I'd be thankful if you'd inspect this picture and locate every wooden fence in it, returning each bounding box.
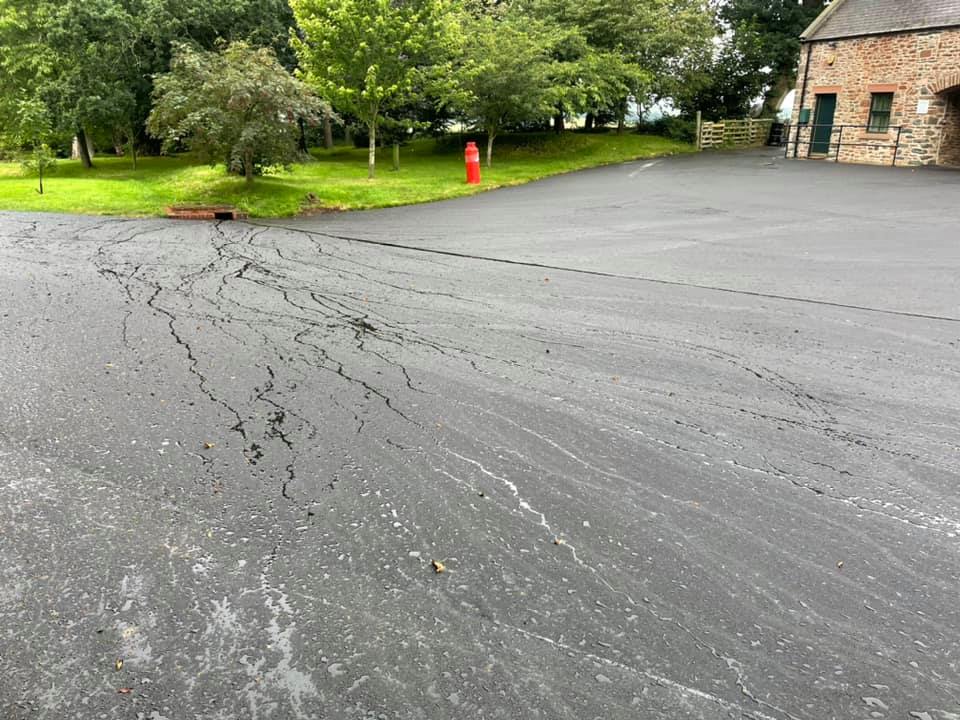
[697,117,774,150]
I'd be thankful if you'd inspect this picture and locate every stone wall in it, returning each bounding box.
[790,28,960,167]
[938,92,960,165]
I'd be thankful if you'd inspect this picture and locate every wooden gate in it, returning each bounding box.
[698,119,774,150]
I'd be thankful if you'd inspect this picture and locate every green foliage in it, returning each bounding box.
[1,0,717,202]
[147,42,329,183]
[520,0,713,125]
[21,144,57,195]
[580,0,713,99]
[455,14,556,165]
[291,0,460,178]
[0,0,299,162]
[5,97,52,146]
[0,134,693,216]
[641,116,697,144]
[694,0,827,116]
[674,36,769,120]
[2,96,66,196]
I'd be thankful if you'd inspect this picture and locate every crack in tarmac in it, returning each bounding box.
[2,213,959,719]
[253,221,960,324]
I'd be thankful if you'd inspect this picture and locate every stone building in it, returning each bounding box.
[789,0,960,167]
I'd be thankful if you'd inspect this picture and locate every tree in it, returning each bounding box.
[523,0,713,131]
[456,14,555,166]
[0,0,134,168]
[147,42,329,183]
[291,0,459,179]
[6,98,57,194]
[717,0,826,113]
[22,145,57,195]
[544,26,643,133]
[674,37,768,120]
[0,0,299,165]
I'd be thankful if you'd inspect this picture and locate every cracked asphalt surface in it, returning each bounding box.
[1,150,959,719]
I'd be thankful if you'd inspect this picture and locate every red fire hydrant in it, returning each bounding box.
[465,141,481,185]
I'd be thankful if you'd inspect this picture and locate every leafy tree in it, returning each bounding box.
[717,0,826,113]
[5,98,58,194]
[22,145,57,195]
[546,27,643,132]
[0,0,135,167]
[128,0,299,155]
[291,0,460,178]
[147,42,329,183]
[0,0,299,166]
[673,30,768,119]
[524,0,713,131]
[456,14,555,166]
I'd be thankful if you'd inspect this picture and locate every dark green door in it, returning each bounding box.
[811,94,837,155]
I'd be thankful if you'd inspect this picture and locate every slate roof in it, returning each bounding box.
[803,0,960,41]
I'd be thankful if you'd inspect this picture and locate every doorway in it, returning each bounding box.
[937,91,960,167]
[811,94,837,155]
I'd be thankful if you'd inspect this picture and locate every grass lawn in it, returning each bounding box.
[0,132,693,218]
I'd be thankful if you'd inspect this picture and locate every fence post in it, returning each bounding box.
[695,110,702,150]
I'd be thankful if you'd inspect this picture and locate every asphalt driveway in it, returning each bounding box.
[1,150,958,720]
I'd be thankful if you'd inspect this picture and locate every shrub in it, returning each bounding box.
[641,116,697,144]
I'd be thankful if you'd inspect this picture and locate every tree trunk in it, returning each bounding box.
[244,150,254,184]
[763,74,795,116]
[392,142,400,171]
[76,127,94,168]
[367,121,376,179]
[129,129,137,171]
[617,97,629,135]
[324,112,334,149]
[584,112,595,131]
[298,117,309,154]
[344,125,352,146]
[38,164,43,195]
[486,132,494,168]
[553,112,565,134]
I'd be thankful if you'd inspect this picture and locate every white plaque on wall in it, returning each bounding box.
[917,99,930,115]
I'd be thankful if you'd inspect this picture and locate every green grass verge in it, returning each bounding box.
[0,132,693,218]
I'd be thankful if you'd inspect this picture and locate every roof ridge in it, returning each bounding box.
[803,0,960,42]
[801,0,852,41]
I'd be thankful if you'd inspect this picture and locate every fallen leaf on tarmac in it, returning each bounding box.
[115,658,123,671]
[203,442,215,450]
[553,537,566,545]
[432,560,445,574]
[837,560,844,569]
[117,688,133,695]
[543,278,550,283]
